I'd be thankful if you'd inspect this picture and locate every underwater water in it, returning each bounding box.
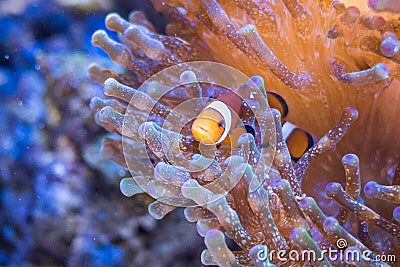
[2,0,400,266]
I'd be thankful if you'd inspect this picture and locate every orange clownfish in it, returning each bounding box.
[191,91,242,145]
[191,90,315,161]
[281,122,315,162]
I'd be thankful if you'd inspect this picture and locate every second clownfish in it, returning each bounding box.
[191,90,315,162]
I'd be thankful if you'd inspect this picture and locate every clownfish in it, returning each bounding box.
[191,90,315,161]
[191,91,243,144]
[281,122,315,161]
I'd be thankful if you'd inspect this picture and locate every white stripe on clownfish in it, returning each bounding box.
[282,122,298,140]
[206,100,233,144]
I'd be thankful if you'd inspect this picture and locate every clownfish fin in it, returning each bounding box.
[282,122,314,162]
[267,91,289,120]
[244,124,256,137]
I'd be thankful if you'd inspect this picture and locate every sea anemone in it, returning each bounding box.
[90,0,400,265]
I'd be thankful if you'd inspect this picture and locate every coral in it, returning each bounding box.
[90,0,400,266]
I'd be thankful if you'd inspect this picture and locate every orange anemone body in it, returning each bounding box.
[149,0,400,212]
